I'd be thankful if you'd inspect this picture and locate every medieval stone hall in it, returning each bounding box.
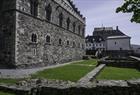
[0,0,86,68]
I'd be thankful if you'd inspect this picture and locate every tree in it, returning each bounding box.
[116,0,140,23]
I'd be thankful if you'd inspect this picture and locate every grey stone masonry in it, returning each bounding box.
[0,0,86,68]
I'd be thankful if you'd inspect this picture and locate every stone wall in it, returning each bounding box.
[0,0,16,68]
[0,0,86,68]
[1,79,140,95]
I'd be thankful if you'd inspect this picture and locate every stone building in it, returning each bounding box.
[0,0,86,68]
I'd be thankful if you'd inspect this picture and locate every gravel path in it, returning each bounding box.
[0,60,83,79]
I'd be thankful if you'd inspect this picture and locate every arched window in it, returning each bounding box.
[59,39,62,45]
[46,4,52,21]
[31,34,37,42]
[78,25,81,35]
[73,22,76,33]
[59,13,63,27]
[46,35,51,43]
[66,17,70,30]
[30,0,38,16]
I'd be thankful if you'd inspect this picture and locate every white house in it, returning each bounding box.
[106,36,131,50]
[86,26,131,52]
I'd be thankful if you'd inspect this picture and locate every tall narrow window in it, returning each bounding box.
[82,28,85,37]
[66,17,70,30]
[73,22,76,33]
[78,25,81,35]
[46,35,51,43]
[30,0,38,17]
[59,13,63,27]
[67,40,70,46]
[73,42,76,48]
[59,39,62,45]
[46,4,52,21]
[31,34,37,42]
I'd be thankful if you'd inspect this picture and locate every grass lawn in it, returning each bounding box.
[32,59,97,82]
[0,78,27,85]
[0,91,15,95]
[97,67,140,80]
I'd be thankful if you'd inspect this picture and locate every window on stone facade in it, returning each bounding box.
[78,25,81,35]
[30,0,38,17]
[73,42,76,48]
[33,48,37,56]
[59,39,62,45]
[66,17,70,30]
[59,13,63,27]
[31,34,37,42]
[46,4,52,21]
[66,40,70,46]
[73,22,76,33]
[82,28,85,37]
[115,42,117,45]
[46,35,51,43]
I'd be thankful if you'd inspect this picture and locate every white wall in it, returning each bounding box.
[107,38,130,50]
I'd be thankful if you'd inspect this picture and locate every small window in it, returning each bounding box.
[46,35,51,43]
[66,17,70,30]
[73,22,76,32]
[73,42,76,48]
[67,40,70,46]
[30,0,38,17]
[46,4,52,21]
[78,25,81,34]
[31,34,37,42]
[59,13,63,27]
[33,48,37,55]
[59,39,62,45]
[115,42,117,45]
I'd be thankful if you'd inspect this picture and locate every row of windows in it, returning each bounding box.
[31,34,84,48]
[29,0,85,36]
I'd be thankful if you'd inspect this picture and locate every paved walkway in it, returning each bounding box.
[0,60,83,79]
[130,56,140,61]
[78,64,106,83]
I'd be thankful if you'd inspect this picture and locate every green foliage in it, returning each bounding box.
[32,59,97,82]
[0,91,15,95]
[97,67,140,80]
[116,0,140,23]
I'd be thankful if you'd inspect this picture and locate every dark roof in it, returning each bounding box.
[86,35,104,43]
[93,28,125,40]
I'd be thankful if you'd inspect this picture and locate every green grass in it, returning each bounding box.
[0,91,15,95]
[97,67,140,80]
[0,78,26,85]
[0,59,97,83]
[32,59,97,81]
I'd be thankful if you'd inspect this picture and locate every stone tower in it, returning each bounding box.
[0,0,86,68]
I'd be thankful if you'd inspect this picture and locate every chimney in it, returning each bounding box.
[116,26,119,30]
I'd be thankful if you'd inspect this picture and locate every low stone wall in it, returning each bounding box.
[98,56,140,70]
[0,79,140,95]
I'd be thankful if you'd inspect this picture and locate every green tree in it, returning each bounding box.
[116,0,140,23]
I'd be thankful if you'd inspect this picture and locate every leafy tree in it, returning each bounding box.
[116,0,140,23]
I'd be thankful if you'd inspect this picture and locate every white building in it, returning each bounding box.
[107,36,131,50]
[86,26,131,51]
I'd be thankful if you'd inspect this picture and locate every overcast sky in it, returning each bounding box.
[73,0,140,45]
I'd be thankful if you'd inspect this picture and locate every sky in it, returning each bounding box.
[73,0,140,45]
